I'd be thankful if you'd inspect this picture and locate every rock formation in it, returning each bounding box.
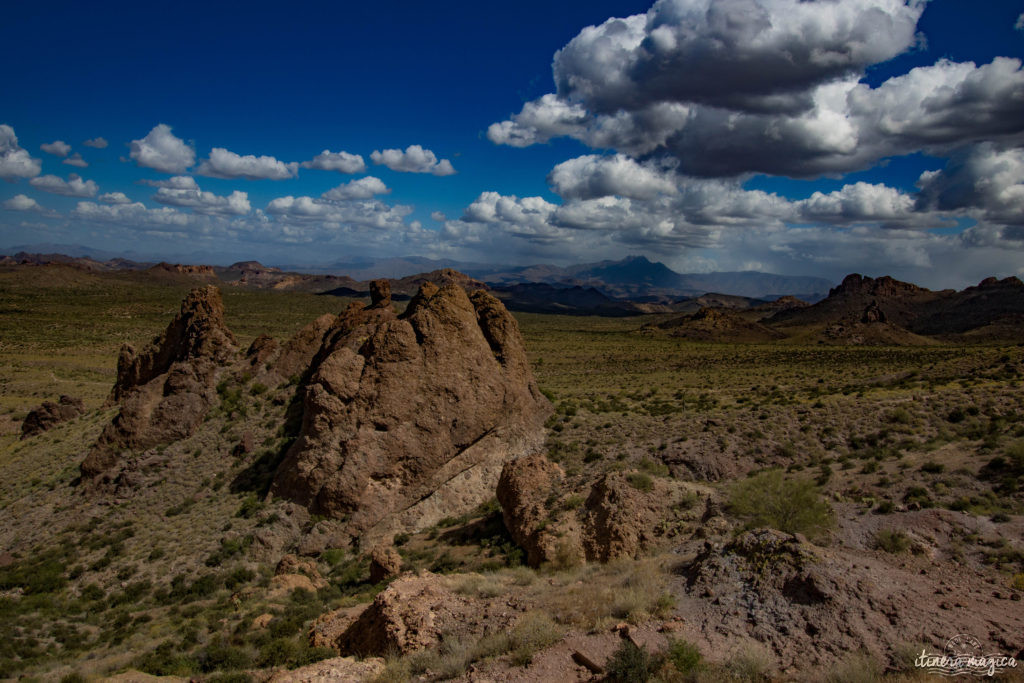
[498,456,707,566]
[20,395,84,439]
[269,282,550,544]
[80,286,237,480]
[496,453,568,567]
[332,572,472,656]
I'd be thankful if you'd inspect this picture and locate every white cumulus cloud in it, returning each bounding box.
[41,140,71,157]
[196,147,299,180]
[83,137,109,149]
[321,176,390,200]
[63,153,88,168]
[370,145,456,176]
[142,175,200,190]
[129,124,195,174]
[548,154,677,200]
[488,1,1024,179]
[302,150,366,174]
[29,173,98,197]
[3,194,42,211]
[916,143,1024,225]
[98,191,132,204]
[152,181,251,216]
[0,124,42,180]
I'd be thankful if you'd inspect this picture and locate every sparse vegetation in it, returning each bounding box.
[728,469,834,540]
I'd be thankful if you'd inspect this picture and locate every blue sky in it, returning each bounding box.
[2,0,1023,287]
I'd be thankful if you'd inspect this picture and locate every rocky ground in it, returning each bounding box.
[0,269,1023,682]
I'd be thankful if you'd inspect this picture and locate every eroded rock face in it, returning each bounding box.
[81,286,237,480]
[269,283,550,543]
[20,395,84,439]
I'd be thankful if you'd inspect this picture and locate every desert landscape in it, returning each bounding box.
[0,255,1022,681]
[3,0,1024,680]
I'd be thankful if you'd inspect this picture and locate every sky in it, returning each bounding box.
[1,0,1023,288]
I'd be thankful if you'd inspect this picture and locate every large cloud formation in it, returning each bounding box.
[465,0,1024,282]
[489,0,1024,178]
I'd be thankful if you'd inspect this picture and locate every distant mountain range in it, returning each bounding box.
[310,254,834,302]
[1,248,833,301]
[468,256,832,301]
[3,250,1023,339]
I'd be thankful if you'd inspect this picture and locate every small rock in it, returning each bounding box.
[252,613,274,629]
[369,545,402,583]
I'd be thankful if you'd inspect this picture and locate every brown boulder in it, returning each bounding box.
[582,472,668,562]
[334,572,471,656]
[269,282,550,543]
[81,286,237,480]
[369,545,403,583]
[861,300,887,324]
[496,453,570,567]
[20,395,84,439]
[275,553,327,588]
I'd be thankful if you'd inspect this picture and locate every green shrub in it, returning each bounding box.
[626,472,654,492]
[508,612,564,666]
[874,529,911,554]
[605,640,660,682]
[136,640,199,676]
[728,470,834,540]
[200,640,254,672]
[665,638,703,675]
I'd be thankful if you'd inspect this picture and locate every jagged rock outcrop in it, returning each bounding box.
[269,281,550,543]
[20,395,85,439]
[81,286,237,480]
[245,334,279,366]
